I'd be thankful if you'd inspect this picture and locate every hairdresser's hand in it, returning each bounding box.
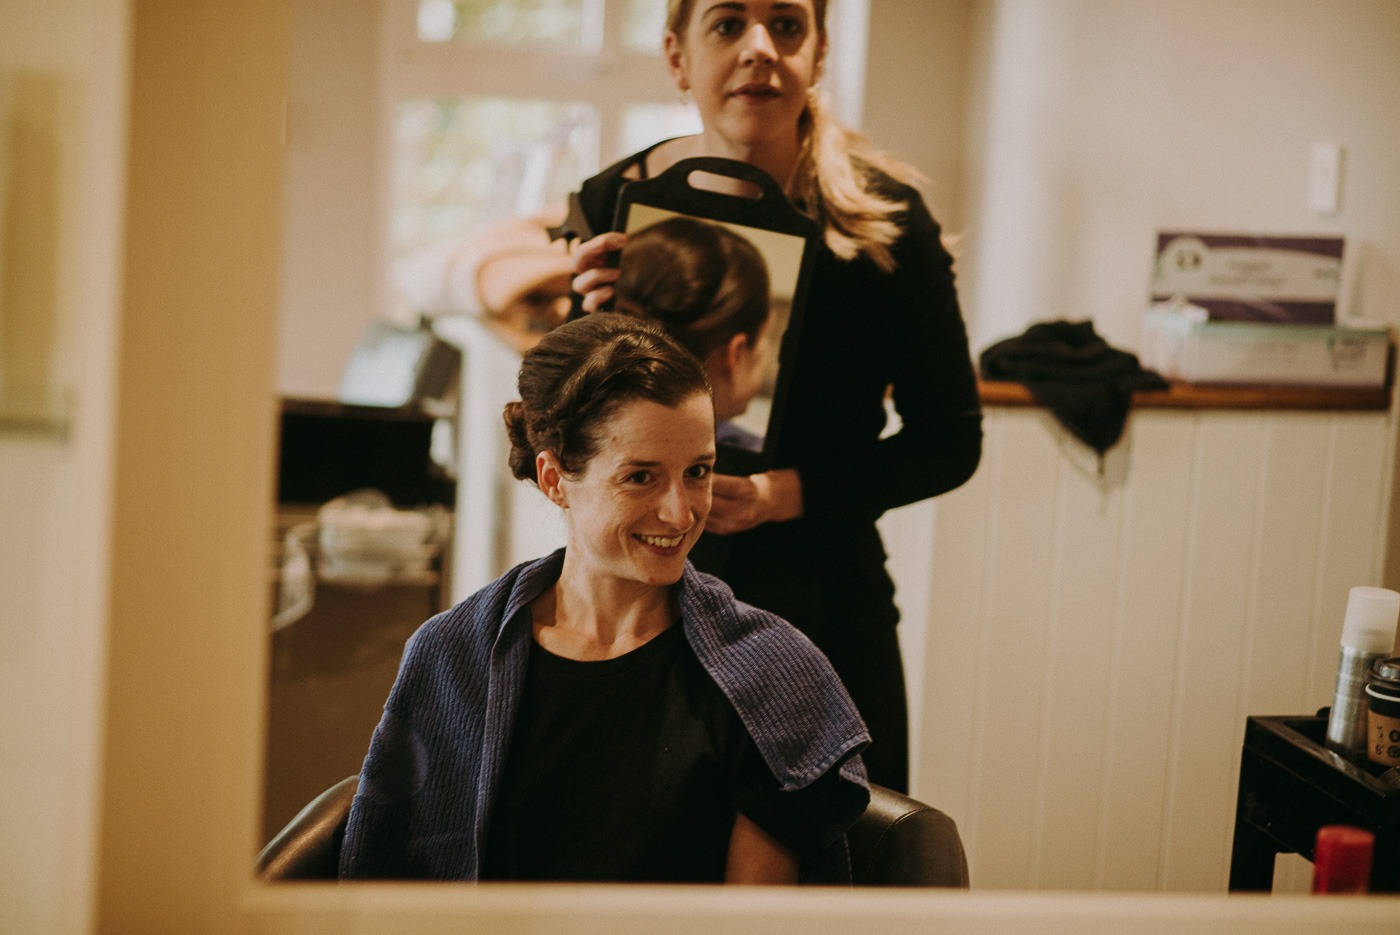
[571,232,628,313]
[706,469,803,536]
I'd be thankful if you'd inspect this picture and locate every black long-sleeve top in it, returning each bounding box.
[576,150,983,531]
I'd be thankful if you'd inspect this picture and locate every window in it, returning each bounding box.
[381,0,865,301]
[383,0,700,270]
[416,0,590,46]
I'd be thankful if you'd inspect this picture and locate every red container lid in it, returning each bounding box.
[1312,825,1375,894]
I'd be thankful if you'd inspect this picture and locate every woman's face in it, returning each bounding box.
[547,393,716,589]
[666,0,825,153]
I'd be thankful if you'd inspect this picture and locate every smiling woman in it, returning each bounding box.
[338,315,872,884]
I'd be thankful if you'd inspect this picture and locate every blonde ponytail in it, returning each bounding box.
[788,91,922,273]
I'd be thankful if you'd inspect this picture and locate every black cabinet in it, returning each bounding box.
[1231,715,1400,892]
[262,397,455,845]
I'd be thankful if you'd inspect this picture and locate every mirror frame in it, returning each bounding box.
[94,2,1400,931]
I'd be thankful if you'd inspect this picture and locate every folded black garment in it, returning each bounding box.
[979,320,1168,456]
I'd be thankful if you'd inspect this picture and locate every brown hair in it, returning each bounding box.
[614,216,771,361]
[665,0,920,272]
[502,314,711,482]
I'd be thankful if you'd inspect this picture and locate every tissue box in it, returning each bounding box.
[1143,304,1391,388]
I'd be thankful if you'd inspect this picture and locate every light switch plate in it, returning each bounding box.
[1309,142,1343,215]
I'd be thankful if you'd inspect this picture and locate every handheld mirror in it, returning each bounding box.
[610,156,821,478]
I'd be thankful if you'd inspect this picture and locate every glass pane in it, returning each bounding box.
[391,98,598,261]
[622,0,668,52]
[417,0,587,45]
[617,102,703,160]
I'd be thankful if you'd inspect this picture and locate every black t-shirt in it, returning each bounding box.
[479,624,830,883]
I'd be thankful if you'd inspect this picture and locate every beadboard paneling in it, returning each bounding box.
[1160,413,1265,891]
[966,412,1065,887]
[1094,415,1196,889]
[913,405,1393,892]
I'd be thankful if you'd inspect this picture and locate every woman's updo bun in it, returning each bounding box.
[503,314,712,484]
[613,216,770,362]
[502,399,535,481]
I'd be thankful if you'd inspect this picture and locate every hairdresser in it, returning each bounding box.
[569,0,982,793]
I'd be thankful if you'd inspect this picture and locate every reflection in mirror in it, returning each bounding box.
[266,0,1400,904]
[618,206,804,463]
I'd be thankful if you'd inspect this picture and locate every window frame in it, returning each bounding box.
[374,0,866,302]
[378,0,682,197]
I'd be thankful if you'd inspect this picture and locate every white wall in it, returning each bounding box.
[2,437,79,933]
[958,0,1400,355]
[276,0,380,398]
[863,0,974,232]
[0,1,126,934]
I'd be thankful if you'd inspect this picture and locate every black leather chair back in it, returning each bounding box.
[256,775,358,881]
[845,783,969,886]
[257,777,969,887]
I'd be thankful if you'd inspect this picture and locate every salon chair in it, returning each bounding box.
[257,775,358,881]
[256,776,969,887]
[846,783,970,887]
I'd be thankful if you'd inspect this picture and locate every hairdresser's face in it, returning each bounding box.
[666,1,824,154]
[550,394,715,589]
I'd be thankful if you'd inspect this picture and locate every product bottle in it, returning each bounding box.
[1366,656,1400,767]
[1326,586,1400,755]
[1312,825,1374,894]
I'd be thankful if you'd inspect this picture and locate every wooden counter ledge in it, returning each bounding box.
[978,379,1392,412]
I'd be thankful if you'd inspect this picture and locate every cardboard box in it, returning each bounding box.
[1143,303,1390,388]
[1151,232,1344,324]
